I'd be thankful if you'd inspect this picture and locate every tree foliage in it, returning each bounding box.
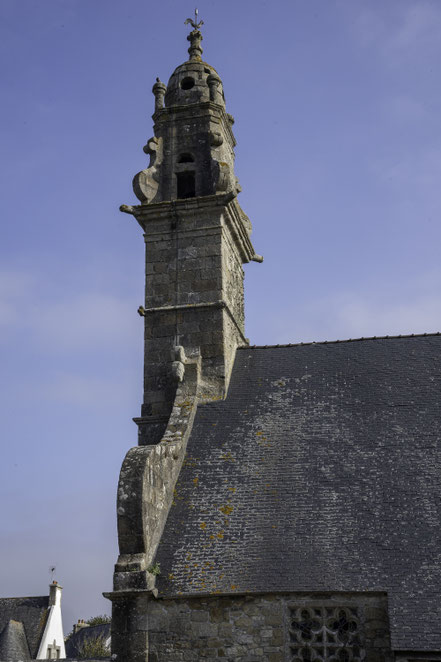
[85,615,111,626]
[77,636,110,659]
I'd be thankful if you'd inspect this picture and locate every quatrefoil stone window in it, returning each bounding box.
[289,606,365,661]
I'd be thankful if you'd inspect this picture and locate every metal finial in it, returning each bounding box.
[185,8,204,61]
[184,8,204,30]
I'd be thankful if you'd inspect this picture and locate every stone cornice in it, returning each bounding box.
[122,193,257,264]
[129,190,235,220]
[140,300,248,345]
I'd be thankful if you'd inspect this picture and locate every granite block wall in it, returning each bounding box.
[133,196,252,445]
[146,592,392,662]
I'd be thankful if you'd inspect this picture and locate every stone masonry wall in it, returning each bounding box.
[154,100,235,202]
[221,221,245,335]
[146,592,392,662]
[141,205,225,426]
[133,195,252,445]
[221,311,243,395]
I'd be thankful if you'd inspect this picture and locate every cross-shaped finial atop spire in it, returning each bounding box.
[185,8,204,30]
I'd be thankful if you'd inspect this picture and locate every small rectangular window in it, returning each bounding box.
[176,171,195,199]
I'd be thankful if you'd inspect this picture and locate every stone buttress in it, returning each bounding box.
[105,19,261,662]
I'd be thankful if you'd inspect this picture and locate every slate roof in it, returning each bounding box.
[65,623,111,659]
[0,620,30,661]
[0,596,49,659]
[155,334,441,652]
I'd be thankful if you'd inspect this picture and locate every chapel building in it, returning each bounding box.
[105,18,441,662]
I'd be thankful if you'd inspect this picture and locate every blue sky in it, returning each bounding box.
[1,0,440,632]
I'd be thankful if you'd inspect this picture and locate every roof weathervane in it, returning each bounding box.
[185,8,204,30]
[185,8,204,61]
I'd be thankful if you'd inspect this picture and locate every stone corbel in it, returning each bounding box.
[171,345,187,383]
[209,131,223,147]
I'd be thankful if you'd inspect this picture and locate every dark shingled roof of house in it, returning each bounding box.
[0,596,49,660]
[65,622,111,659]
[0,620,30,661]
[155,334,441,652]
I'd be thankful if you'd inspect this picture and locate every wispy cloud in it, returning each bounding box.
[387,2,441,53]
[346,1,441,63]
[0,270,34,327]
[328,293,441,340]
[40,371,135,408]
[381,94,428,125]
[262,269,441,344]
[271,270,441,344]
[30,292,138,352]
[0,269,139,352]
[371,146,441,211]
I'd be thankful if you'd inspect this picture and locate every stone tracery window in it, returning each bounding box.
[289,606,364,662]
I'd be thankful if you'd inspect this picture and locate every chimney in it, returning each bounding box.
[48,580,62,607]
[73,619,90,635]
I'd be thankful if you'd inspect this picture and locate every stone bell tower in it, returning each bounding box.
[121,16,261,446]
[107,18,261,662]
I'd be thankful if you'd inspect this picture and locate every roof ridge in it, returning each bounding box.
[240,331,441,350]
